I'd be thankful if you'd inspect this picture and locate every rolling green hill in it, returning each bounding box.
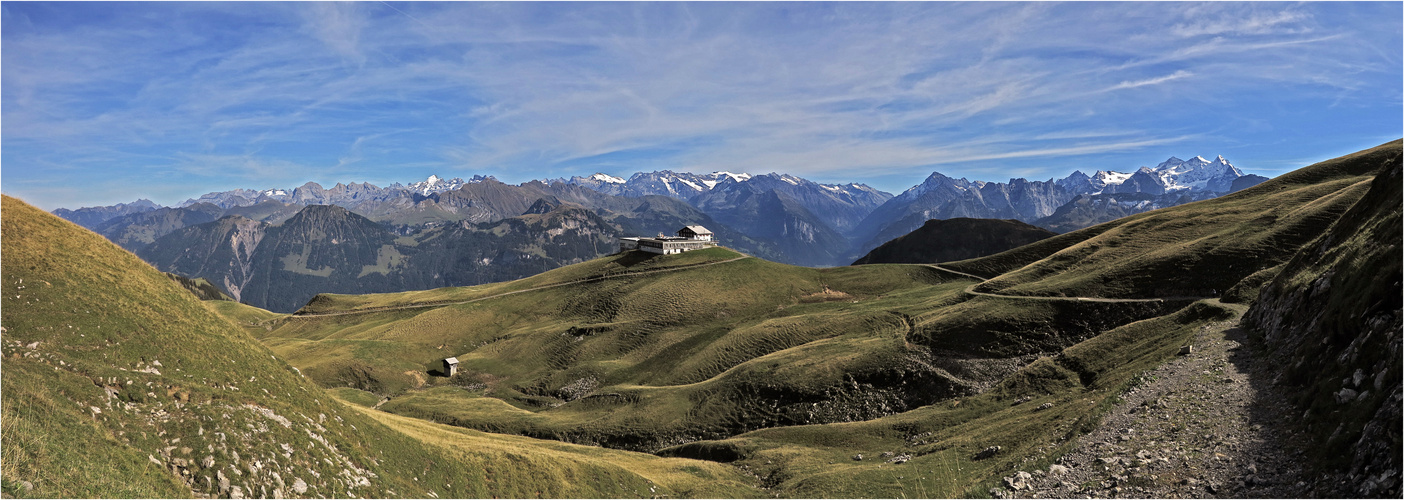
[0,195,761,498]
[246,141,1400,497]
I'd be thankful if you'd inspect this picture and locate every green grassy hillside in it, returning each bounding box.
[243,142,1401,497]
[942,140,1399,299]
[260,238,1184,454]
[0,195,761,498]
[683,300,1242,498]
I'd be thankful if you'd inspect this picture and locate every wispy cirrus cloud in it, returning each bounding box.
[1106,70,1195,92]
[1,2,1399,209]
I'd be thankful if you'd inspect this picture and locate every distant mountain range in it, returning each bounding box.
[54,155,1267,311]
[851,155,1267,256]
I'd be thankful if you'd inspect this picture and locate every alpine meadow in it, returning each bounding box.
[3,2,1401,499]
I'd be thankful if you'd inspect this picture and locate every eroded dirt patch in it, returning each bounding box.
[999,318,1311,498]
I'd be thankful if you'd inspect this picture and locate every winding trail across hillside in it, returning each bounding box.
[287,255,753,319]
[926,265,1211,304]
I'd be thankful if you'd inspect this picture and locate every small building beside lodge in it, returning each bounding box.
[619,226,717,255]
[442,357,459,377]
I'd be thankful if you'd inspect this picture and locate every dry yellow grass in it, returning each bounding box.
[343,402,762,498]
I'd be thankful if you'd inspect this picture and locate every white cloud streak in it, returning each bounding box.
[1107,70,1194,91]
[2,2,1400,208]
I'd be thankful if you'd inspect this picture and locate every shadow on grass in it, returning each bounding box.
[612,251,663,268]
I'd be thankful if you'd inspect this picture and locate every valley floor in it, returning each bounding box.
[1001,304,1314,498]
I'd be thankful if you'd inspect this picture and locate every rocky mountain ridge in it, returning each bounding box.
[56,155,1268,274]
[853,155,1267,255]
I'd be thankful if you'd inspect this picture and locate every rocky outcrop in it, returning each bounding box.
[1241,142,1401,498]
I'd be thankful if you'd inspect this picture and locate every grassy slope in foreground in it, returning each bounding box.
[0,195,760,498]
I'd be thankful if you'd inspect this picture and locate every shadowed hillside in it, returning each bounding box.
[1241,146,1402,497]
[853,218,1057,265]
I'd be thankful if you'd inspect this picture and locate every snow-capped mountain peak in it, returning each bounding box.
[589,173,627,184]
[1078,155,1244,194]
[713,171,752,182]
[407,175,467,196]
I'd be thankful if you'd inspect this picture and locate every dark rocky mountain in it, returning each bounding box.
[690,173,891,236]
[88,201,301,253]
[396,203,621,290]
[1033,192,1206,234]
[852,217,1057,265]
[51,198,159,230]
[1241,144,1401,497]
[855,154,1260,257]
[64,156,1268,274]
[698,189,850,267]
[223,205,404,312]
[178,175,484,209]
[851,173,1073,255]
[93,203,226,251]
[1230,174,1271,192]
[140,215,268,301]
[566,171,747,200]
[140,201,681,312]
[141,205,408,312]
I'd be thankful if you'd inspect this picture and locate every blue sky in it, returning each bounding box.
[3,2,1400,210]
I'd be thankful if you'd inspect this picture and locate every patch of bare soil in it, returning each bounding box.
[800,286,854,303]
[998,317,1312,498]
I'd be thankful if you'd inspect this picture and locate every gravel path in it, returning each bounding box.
[998,311,1313,498]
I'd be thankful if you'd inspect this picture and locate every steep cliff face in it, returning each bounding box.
[1241,141,1401,497]
[139,215,268,302]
